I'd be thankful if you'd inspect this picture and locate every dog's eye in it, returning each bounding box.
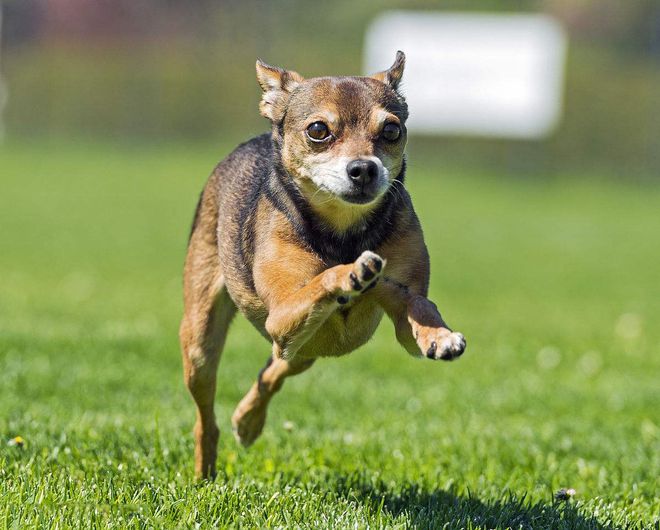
[381,122,401,141]
[306,121,331,142]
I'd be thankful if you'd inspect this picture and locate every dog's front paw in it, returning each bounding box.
[418,328,466,361]
[336,251,385,304]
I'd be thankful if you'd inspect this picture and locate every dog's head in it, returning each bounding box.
[256,52,408,230]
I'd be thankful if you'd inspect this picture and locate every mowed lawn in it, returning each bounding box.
[0,140,658,529]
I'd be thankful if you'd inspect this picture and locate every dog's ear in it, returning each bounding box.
[256,59,304,122]
[371,50,405,91]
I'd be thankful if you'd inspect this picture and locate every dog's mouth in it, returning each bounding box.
[338,189,381,205]
[328,175,386,206]
[311,180,384,206]
[297,177,388,232]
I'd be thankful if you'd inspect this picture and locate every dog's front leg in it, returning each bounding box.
[257,249,385,359]
[379,279,466,360]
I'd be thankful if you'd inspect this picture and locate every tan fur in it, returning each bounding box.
[180,52,466,479]
[231,356,315,447]
[180,184,236,478]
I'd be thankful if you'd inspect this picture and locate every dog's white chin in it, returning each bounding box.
[293,154,392,231]
[299,185,385,232]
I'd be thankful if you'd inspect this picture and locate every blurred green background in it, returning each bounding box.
[0,1,659,528]
[2,0,660,178]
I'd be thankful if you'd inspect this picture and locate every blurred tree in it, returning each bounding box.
[1,0,658,178]
[548,0,660,54]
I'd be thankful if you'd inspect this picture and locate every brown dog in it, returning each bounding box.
[180,51,466,479]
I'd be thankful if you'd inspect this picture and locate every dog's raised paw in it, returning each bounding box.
[424,331,466,361]
[331,251,385,304]
[348,251,385,293]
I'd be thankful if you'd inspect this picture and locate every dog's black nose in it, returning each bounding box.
[346,159,378,186]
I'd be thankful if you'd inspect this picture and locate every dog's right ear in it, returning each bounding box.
[256,60,304,122]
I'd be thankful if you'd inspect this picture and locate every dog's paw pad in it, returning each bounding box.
[434,332,466,360]
[360,262,376,282]
[349,272,362,291]
[350,251,385,294]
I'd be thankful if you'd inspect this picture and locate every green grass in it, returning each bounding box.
[0,139,658,529]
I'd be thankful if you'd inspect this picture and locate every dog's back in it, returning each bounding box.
[188,133,274,333]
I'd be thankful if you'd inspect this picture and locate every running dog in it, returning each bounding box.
[180,51,466,478]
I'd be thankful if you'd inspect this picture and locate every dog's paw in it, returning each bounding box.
[231,401,267,448]
[336,251,385,304]
[418,329,466,361]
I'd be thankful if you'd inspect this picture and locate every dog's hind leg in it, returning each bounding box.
[231,355,314,447]
[180,192,236,479]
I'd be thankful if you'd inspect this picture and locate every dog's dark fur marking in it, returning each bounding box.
[256,355,275,395]
[383,276,410,294]
[339,306,351,322]
[188,191,205,243]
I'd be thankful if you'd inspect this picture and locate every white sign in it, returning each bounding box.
[365,12,567,139]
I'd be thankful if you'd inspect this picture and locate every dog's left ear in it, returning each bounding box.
[371,50,405,91]
[256,59,304,122]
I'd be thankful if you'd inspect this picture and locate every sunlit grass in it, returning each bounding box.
[0,140,658,528]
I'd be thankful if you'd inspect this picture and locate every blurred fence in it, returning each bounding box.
[2,0,659,179]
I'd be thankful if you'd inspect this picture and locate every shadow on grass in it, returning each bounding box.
[335,477,615,530]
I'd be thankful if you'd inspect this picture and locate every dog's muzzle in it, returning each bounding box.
[342,159,382,204]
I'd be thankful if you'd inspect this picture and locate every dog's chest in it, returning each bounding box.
[299,296,384,358]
